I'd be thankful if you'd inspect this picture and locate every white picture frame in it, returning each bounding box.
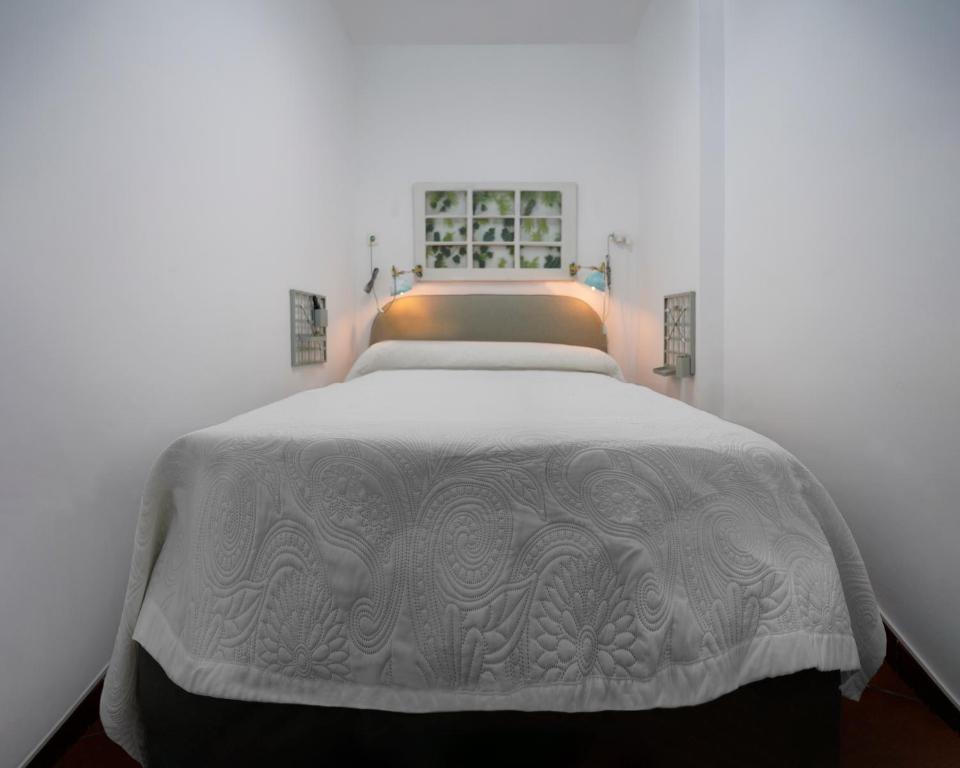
[413,182,578,282]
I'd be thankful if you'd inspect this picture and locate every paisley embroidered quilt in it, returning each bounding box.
[102,342,884,762]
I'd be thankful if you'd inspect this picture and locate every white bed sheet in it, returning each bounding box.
[102,342,884,763]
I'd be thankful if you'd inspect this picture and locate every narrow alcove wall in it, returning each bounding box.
[0,2,358,764]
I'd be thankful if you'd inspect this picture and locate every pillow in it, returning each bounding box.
[346,340,624,381]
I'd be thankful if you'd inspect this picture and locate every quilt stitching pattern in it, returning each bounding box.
[101,395,883,763]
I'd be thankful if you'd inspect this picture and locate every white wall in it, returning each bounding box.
[630,0,726,415]
[696,0,725,417]
[0,1,356,764]
[725,0,960,705]
[352,44,641,380]
[631,0,704,405]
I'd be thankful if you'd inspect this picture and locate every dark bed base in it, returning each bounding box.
[137,646,840,768]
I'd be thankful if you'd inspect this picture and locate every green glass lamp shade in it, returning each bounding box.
[585,269,607,292]
[392,274,414,296]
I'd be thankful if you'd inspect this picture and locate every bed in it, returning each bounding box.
[101,294,885,767]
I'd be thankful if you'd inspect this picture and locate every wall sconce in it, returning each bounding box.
[569,232,626,337]
[569,232,627,292]
[391,264,423,296]
[569,258,610,293]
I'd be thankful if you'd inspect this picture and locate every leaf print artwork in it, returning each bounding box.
[426,218,467,243]
[520,246,562,269]
[473,218,515,243]
[427,246,467,268]
[473,191,515,216]
[473,245,514,269]
[520,191,562,217]
[426,190,466,215]
[520,218,561,243]
[416,185,574,278]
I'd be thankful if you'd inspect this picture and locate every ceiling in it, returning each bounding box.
[330,0,651,45]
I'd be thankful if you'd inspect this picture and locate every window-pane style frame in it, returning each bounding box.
[414,182,577,281]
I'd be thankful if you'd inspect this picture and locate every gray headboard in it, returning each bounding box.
[369,294,607,352]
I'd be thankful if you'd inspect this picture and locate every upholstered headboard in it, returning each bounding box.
[369,294,607,352]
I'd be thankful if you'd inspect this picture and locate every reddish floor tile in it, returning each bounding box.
[869,663,923,701]
[53,732,139,768]
[841,665,960,767]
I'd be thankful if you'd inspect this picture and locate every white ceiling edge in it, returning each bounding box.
[330,0,652,45]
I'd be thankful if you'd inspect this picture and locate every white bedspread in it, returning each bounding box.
[102,342,884,762]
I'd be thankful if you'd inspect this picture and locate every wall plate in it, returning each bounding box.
[289,290,327,366]
[658,291,695,377]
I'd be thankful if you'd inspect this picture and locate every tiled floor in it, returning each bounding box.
[839,663,960,767]
[54,662,959,767]
[52,718,137,768]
